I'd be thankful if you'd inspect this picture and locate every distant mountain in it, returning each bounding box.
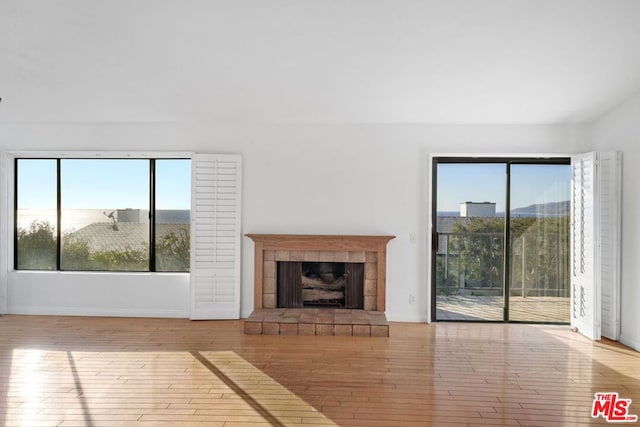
[437,201,570,218]
[510,200,570,217]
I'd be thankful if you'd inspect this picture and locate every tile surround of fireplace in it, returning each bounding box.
[246,234,395,311]
[245,234,395,336]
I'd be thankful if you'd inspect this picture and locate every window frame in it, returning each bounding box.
[430,155,572,323]
[14,154,192,273]
[13,158,59,271]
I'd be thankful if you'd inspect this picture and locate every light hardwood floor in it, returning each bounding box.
[0,315,638,426]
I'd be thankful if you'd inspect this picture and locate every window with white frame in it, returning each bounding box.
[15,158,191,272]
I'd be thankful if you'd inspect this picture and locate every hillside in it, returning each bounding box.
[511,200,570,217]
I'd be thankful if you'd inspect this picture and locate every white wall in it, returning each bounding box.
[0,122,582,321]
[591,92,640,351]
[8,272,190,317]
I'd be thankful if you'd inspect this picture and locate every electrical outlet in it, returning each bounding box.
[410,233,416,244]
[409,294,416,305]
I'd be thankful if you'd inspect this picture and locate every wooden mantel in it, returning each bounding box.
[246,234,395,312]
[245,234,395,251]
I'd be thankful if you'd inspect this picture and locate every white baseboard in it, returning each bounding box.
[619,334,640,352]
[8,306,189,318]
[385,312,430,323]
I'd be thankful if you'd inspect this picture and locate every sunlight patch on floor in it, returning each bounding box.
[5,348,337,426]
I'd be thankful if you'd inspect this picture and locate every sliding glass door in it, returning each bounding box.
[433,162,506,321]
[432,158,571,323]
[508,164,571,322]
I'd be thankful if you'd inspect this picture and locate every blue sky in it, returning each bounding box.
[437,163,571,212]
[17,159,191,210]
[18,159,569,213]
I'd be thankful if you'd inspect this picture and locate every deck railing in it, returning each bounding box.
[436,231,569,297]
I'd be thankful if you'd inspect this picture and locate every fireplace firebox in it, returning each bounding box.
[277,261,364,309]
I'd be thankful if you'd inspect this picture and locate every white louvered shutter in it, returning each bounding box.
[190,154,242,320]
[570,152,600,341]
[598,152,621,340]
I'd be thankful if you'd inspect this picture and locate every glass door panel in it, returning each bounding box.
[435,163,506,321]
[508,164,571,322]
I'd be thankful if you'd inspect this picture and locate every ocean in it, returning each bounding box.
[17,209,190,232]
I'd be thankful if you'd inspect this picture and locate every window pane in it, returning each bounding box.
[509,164,571,322]
[60,159,150,271]
[155,159,191,272]
[435,163,506,321]
[16,159,58,270]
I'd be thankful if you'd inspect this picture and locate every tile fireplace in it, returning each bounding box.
[245,234,395,336]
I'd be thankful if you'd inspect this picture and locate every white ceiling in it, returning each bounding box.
[2,0,640,124]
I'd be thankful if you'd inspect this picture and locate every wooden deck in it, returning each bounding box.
[1,315,638,426]
[436,295,570,322]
